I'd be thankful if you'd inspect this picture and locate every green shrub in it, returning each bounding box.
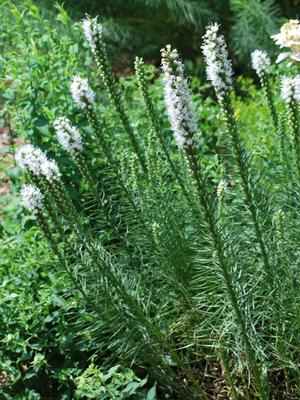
[0,209,81,399]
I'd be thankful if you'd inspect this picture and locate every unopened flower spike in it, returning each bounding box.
[251,50,271,77]
[21,184,44,215]
[201,23,233,99]
[217,180,226,199]
[54,117,83,157]
[70,76,95,109]
[161,44,197,150]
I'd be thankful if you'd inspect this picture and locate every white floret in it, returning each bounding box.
[21,184,44,214]
[251,50,271,76]
[70,76,95,109]
[54,116,83,157]
[161,45,197,149]
[201,23,233,98]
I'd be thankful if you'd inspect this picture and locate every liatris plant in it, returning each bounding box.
[202,24,274,287]
[82,15,147,173]
[14,16,300,400]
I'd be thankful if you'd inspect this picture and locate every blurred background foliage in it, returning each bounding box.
[3,0,299,72]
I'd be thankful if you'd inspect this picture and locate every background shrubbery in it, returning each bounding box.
[2,0,300,75]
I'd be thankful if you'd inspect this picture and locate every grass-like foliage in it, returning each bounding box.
[9,13,300,400]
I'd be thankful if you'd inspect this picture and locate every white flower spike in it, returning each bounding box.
[15,144,47,175]
[54,117,83,157]
[15,144,61,182]
[82,16,103,53]
[251,50,271,77]
[201,23,233,98]
[161,45,197,149]
[21,184,44,215]
[281,75,300,103]
[70,76,95,109]
[40,159,61,182]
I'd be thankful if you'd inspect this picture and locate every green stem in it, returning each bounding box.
[219,347,239,400]
[135,57,194,207]
[36,212,87,300]
[93,42,147,174]
[187,148,268,399]
[74,152,123,239]
[287,101,300,184]
[220,97,273,285]
[85,242,208,399]
[260,74,278,130]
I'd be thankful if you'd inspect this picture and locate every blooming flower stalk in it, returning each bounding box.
[82,15,146,173]
[15,144,47,175]
[16,143,77,222]
[82,16,115,98]
[15,144,61,183]
[69,76,109,160]
[70,76,95,110]
[53,116,119,232]
[82,16,103,53]
[281,76,300,104]
[202,23,273,296]
[201,23,233,99]
[54,117,83,157]
[160,39,267,396]
[161,45,197,150]
[135,56,193,205]
[21,184,44,215]
[251,50,271,77]
[251,50,277,129]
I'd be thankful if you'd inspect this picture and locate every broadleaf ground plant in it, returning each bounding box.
[5,9,300,400]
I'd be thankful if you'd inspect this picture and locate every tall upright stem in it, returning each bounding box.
[260,74,278,130]
[186,148,268,399]
[287,101,300,183]
[220,97,273,285]
[93,41,147,173]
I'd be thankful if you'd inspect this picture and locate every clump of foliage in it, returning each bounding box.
[5,5,300,398]
[0,192,82,399]
[74,361,157,399]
